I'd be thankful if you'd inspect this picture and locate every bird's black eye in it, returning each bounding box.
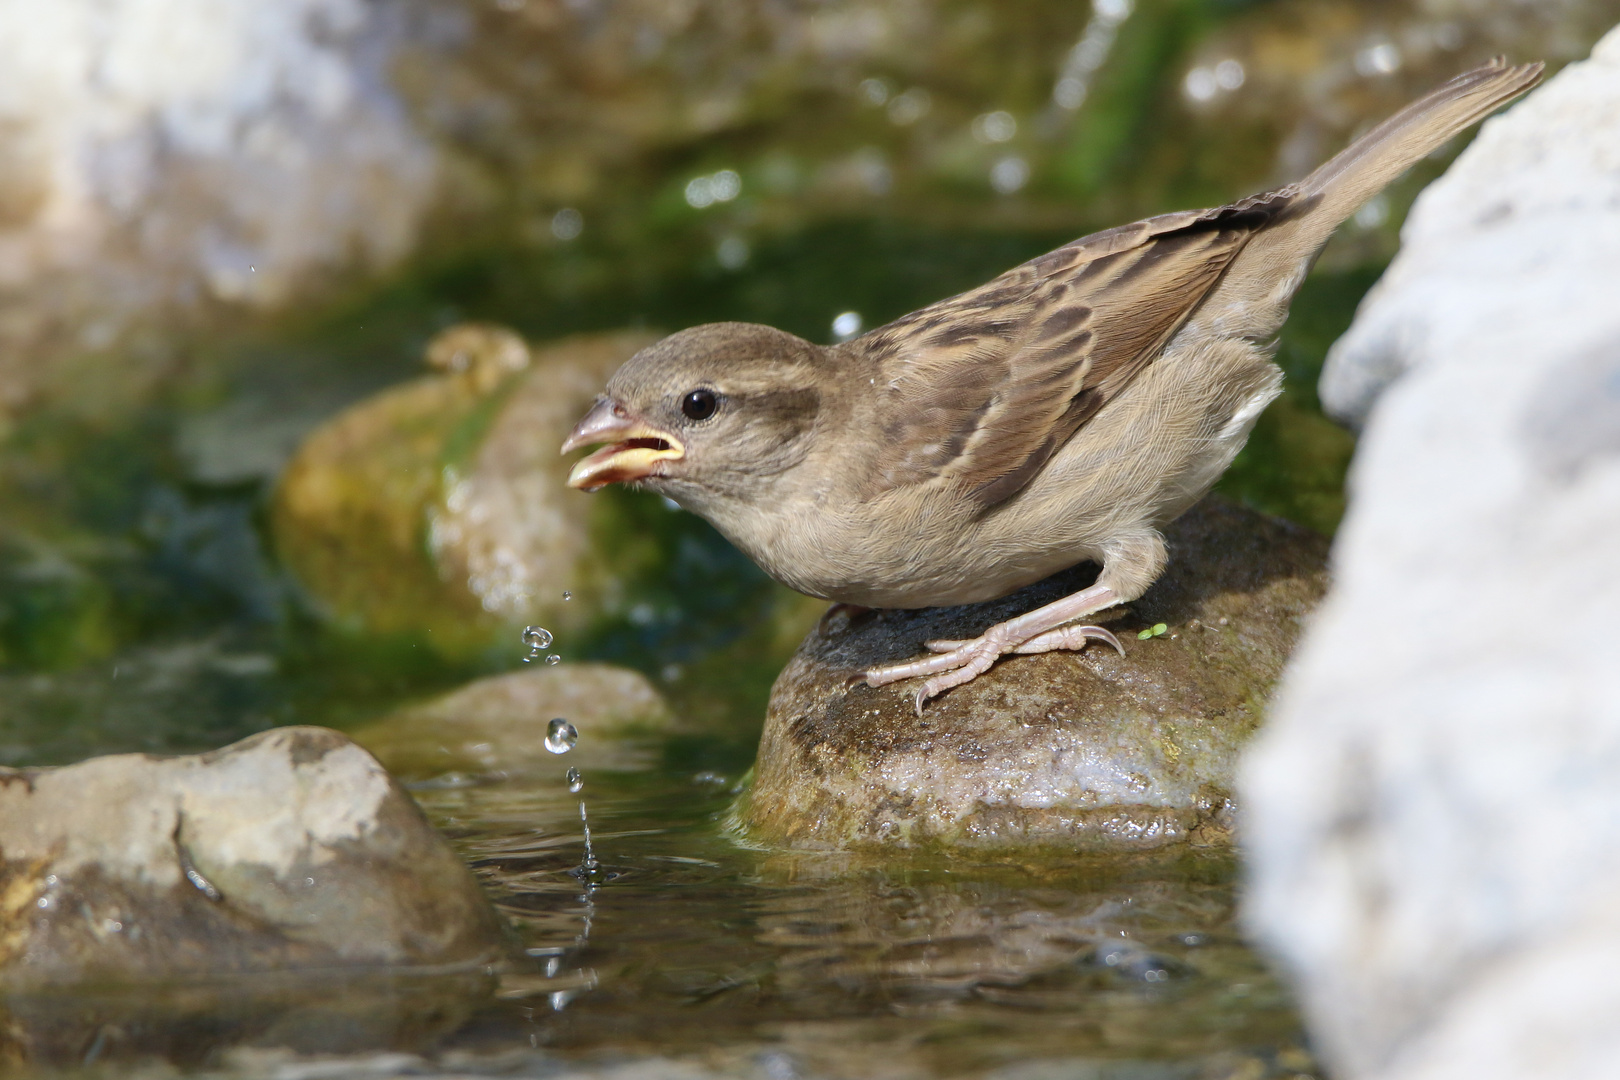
[681,388,718,421]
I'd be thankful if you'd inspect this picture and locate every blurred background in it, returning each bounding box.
[0,0,1614,766]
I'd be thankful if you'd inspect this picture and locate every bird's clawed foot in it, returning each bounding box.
[862,622,1125,715]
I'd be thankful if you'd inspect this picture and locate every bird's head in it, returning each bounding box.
[562,323,828,509]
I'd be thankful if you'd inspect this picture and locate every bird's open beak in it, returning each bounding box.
[562,397,685,491]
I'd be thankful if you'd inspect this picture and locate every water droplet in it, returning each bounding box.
[522,625,553,661]
[566,767,583,793]
[545,718,578,754]
[562,590,572,600]
[546,653,561,666]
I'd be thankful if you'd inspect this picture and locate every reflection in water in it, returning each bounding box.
[422,769,1312,1079]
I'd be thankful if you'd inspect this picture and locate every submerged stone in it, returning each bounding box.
[352,663,674,781]
[0,727,506,988]
[739,496,1327,850]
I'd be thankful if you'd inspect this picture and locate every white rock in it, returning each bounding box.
[0,0,436,389]
[1321,32,1620,427]
[1242,27,1620,1080]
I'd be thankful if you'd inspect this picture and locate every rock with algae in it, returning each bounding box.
[739,496,1327,850]
[271,324,657,648]
[0,727,505,988]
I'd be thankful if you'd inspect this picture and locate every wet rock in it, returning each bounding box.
[423,328,658,623]
[739,496,1327,850]
[0,726,506,988]
[353,663,674,781]
[1243,31,1620,1080]
[271,325,656,647]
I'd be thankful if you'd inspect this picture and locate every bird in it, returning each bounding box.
[562,59,1542,712]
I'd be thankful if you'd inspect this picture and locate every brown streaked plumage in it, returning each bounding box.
[564,60,1543,711]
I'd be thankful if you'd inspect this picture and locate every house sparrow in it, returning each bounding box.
[564,59,1541,711]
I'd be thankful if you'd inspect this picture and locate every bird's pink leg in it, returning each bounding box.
[926,623,1125,656]
[861,582,1122,713]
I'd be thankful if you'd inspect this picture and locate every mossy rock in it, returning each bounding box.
[737,496,1328,851]
[271,325,657,652]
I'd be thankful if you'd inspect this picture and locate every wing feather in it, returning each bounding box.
[857,191,1294,509]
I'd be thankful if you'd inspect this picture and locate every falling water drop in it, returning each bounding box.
[545,718,578,754]
[521,625,553,662]
[562,590,572,601]
[566,767,583,793]
[546,653,561,666]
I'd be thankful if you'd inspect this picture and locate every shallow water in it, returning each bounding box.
[426,765,1313,1080]
[0,757,1312,1078]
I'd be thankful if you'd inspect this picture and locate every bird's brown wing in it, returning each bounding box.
[858,190,1296,509]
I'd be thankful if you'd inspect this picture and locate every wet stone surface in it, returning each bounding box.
[0,727,507,988]
[741,497,1328,850]
[352,662,675,781]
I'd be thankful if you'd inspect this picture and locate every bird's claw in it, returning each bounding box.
[863,621,1126,712]
[1071,624,1125,657]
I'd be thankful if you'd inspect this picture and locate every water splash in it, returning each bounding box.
[545,718,578,754]
[578,796,598,871]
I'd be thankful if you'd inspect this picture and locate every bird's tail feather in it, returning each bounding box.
[1295,57,1543,229]
[1202,57,1543,332]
